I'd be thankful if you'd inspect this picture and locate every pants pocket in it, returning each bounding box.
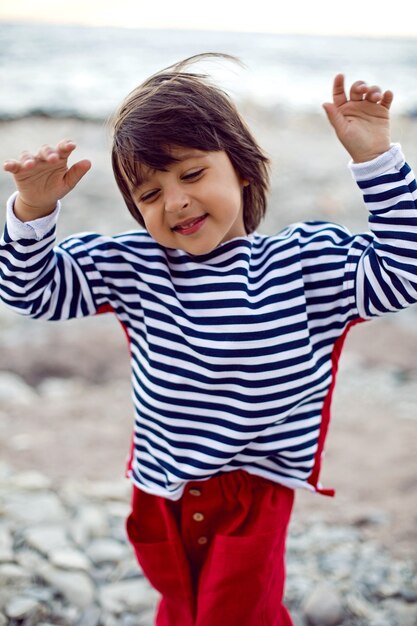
[126,512,183,596]
[196,529,291,626]
[126,512,195,626]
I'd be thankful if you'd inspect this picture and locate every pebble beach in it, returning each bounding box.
[0,111,416,625]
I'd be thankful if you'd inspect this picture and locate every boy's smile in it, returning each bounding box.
[130,147,247,255]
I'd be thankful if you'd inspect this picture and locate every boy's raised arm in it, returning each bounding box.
[323,74,393,163]
[3,140,91,222]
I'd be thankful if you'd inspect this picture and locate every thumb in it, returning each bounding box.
[64,159,92,191]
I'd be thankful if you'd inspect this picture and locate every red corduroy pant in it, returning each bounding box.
[126,470,294,626]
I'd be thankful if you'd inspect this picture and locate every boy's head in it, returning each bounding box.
[111,53,270,236]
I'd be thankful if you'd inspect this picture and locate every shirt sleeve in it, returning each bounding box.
[296,144,417,325]
[349,143,417,319]
[5,191,61,241]
[0,195,113,321]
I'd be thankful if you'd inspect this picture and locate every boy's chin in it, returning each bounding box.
[177,240,220,256]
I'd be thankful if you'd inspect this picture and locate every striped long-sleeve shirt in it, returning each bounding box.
[1,145,417,499]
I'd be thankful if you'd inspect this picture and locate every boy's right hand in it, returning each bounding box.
[3,140,91,222]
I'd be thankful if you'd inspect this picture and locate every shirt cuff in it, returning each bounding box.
[6,191,60,241]
[349,143,405,181]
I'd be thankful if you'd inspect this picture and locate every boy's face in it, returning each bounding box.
[129,147,247,255]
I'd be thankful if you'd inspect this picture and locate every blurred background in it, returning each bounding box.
[0,0,416,561]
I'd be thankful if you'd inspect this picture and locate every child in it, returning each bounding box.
[1,53,417,626]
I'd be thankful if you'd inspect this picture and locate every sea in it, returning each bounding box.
[0,21,416,121]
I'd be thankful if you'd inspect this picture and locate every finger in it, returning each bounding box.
[37,140,76,163]
[3,159,22,174]
[332,74,347,107]
[38,144,60,163]
[350,80,368,101]
[363,85,383,103]
[56,139,77,157]
[64,159,92,190]
[380,89,394,110]
[19,151,37,169]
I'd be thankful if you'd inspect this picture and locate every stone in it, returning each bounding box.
[24,525,70,555]
[352,509,390,528]
[79,480,130,501]
[10,471,52,491]
[368,618,392,626]
[112,557,143,582]
[0,462,12,480]
[76,605,102,626]
[38,377,85,399]
[86,538,128,564]
[389,601,417,626]
[0,563,31,586]
[15,549,46,573]
[101,614,118,626]
[24,586,55,603]
[5,596,42,620]
[0,526,13,563]
[0,372,38,405]
[401,587,417,602]
[105,500,131,520]
[50,547,91,571]
[345,590,375,619]
[99,580,158,614]
[70,504,110,546]
[4,492,67,525]
[303,583,344,626]
[121,613,144,626]
[59,604,82,624]
[289,611,305,626]
[35,561,95,608]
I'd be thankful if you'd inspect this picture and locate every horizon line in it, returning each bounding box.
[1,17,416,41]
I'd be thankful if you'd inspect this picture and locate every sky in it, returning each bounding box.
[0,0,416,37]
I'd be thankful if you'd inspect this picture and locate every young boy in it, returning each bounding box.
[1,54,416,626]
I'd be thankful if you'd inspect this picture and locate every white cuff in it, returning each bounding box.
[349,143,405,181]
[6,192,60,241]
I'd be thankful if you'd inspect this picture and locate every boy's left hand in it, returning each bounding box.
[323,74,393,163]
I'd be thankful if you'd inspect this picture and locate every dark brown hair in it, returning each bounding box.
[111,53,270,234]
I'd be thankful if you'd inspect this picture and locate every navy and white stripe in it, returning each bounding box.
[1,144,417,499]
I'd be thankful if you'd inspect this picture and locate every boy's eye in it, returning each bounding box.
[140,189,159,203]
[182,168,204,181]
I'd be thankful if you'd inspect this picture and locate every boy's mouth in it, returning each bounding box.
[172,214,208,235]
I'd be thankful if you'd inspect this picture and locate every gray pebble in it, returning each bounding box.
[86,538,128,564]
[0,372,38,405]
[303,583,344,626]
[0,563,31,586]
[24,525,70,555]
[8,470,52,491]
[4,492,66,525]
[50,547,91,571]
[5,596,41,619]
[0,526,13,563]
[70,504,110,546]
[76,604,102,626]
[99,580,158,614]
[36,561,95,608]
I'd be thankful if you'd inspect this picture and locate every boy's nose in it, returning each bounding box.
[164,187,190,213]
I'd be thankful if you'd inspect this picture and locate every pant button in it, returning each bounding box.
[197,536,208,545]
[192,512,204,522]
[189,488,202,496]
